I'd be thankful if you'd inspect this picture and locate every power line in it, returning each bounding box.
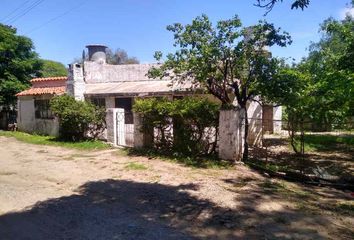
[6,0,45,25]
[0,0,31,22]
[26,0,87,34]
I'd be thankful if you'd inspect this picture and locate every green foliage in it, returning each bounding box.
[133,97,219,156]
[255,0,310,14]
[39,59,67,77]
[124,162,148,170]
[0,130,109,150]
[50,95,106,141]
[148,14,292,161]
[294,134,354,152]
[0,24,41,108]
[297,15,354,126]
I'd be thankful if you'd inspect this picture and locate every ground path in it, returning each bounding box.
[0,136,353,239]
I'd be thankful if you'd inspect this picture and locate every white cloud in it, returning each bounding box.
[340,7,354,19]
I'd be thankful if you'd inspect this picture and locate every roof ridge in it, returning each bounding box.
[30,76,67,82]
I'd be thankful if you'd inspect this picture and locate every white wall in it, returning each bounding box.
[17,96,60,136]
[247,100,263,146]
[273,106,282,134]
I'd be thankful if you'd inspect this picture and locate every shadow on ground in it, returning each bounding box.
[0,179,338,239]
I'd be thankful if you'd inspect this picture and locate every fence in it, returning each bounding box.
[243,118,354,183]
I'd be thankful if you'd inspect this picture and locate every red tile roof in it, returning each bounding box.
[30,76,67,83]
[16,86,66,96]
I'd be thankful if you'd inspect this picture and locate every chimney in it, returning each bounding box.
[86,44,108,64]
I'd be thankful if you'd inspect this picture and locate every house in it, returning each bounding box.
[16,45,192,137]
[67,44,192,112]
[16,44,281,148]
[16,76,66,136]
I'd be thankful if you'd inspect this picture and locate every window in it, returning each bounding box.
[35,100,54,119]
[90,98,106,108]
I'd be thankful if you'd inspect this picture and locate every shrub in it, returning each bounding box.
[133,97,219,156]
[50,95,105,141]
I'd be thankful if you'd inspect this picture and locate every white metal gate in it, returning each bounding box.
[115,109,134,147]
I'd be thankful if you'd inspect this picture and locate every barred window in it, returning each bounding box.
[35,100,54,119]
[91,98,106,108]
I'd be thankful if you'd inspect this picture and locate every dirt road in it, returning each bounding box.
[0,136,353,239]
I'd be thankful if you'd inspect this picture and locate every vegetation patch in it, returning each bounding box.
[0,131,110,150]
[295,134,354,152]
[124,162,148,170]
[127,147,233,169]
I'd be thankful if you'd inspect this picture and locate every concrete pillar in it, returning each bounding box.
[106,108,115,145]
[218,108,244,161]
[133,112,153,148]
[105,97,115,108]
[67,63,85,100]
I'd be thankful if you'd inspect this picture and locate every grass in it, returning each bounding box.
[294,133,354,152]
[124,162,148,170]
[126,147,233,169]
[0,130,110,150]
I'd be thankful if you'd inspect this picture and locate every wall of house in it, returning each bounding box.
[247,100,263,146]
[273,106,282,133]
[17,96,60,136]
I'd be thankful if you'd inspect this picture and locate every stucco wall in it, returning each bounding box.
[17,96,59,136]
[67,64,85,100]
[247,100,263,146]
[218,109,244,161]
[84,62,161,84]
[273,106,282,133]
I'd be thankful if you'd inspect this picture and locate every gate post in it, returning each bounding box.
[133,112,153,148]
[106,108,116,145]
[218,108,244,161]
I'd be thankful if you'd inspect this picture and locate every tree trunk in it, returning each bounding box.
[241,105,249,161]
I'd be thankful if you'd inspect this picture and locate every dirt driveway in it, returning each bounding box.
[0,136,353,239]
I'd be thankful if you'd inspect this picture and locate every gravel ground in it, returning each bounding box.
[0,136,353,239]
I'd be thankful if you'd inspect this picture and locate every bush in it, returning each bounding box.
[133,97,219,156]
[50,95,105,141]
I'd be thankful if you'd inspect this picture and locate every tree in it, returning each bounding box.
[149,15,291,161]
[39,60,67,77]
[106,48,139,65]
[0,24,41,108]
[271,7,354,153]
[254,0,310,14]
[50,94,106,141]
[296,13,354,127]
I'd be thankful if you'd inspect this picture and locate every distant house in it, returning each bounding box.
[16,77,66,136]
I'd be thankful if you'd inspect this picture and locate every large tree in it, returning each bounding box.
[149,15,291,161]
[295,13,354,127]
[39,59,67,77]
[0,24,41,108]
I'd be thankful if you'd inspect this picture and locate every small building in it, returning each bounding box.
[16,77,66,136]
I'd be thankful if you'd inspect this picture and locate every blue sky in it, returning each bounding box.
[0,0,351,65]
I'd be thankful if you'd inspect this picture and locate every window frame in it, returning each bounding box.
[34,99,54,119]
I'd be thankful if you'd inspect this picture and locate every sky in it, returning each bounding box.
[0,0,352,65]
